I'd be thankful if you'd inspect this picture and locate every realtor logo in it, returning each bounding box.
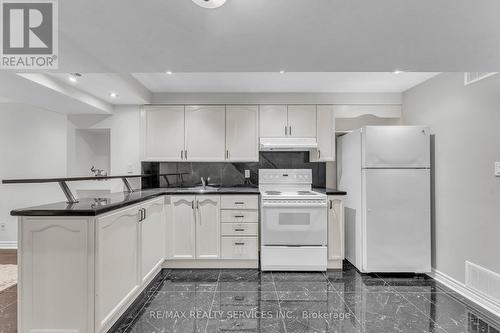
[1,0,58,69]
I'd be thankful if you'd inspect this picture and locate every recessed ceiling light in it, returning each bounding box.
[109,92,118,98]
[166,71,173,75]
[393,70,404,74]
[192,0,226,9]
[68,73,81,83]
[279,70,286,74]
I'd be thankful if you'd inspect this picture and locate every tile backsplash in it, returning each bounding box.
[142,152,326,189]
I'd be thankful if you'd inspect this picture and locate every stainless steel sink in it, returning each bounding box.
[176,186,220,192]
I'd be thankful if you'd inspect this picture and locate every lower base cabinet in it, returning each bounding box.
[18,197,166,333]
[327,195,345,268]
[221,237,258,259]
[166,194,259,268]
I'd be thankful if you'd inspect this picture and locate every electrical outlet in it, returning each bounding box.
[0,223,6,232]
[495,162,500,177]
[244,170,250,178]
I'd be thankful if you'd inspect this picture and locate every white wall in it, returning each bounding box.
[0,103,68,248]
[67,105,142,193]
[402,73,500,283]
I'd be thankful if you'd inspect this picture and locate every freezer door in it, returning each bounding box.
[362,126,430,168]
[362,169,431,273]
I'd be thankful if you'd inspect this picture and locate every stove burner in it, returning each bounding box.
[265,191,282,195]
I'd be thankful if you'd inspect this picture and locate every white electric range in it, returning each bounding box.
[259,169,328,271]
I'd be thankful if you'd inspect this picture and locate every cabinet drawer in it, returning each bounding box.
[220,210,258,223]
[221,237,258,260]
[221,223,258,236]
[221,195,258,210]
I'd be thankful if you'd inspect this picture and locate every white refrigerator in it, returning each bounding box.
[337,126,431,273]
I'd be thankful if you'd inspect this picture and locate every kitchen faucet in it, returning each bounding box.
[200,177,211,189]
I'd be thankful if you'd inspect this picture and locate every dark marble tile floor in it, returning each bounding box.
[109,262,500,333]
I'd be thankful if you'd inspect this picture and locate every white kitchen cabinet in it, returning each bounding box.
[311,105,336,161]
[142,105,185,161]
[167,195,221,260]
[18,218,94,333]
[195,196,221,259]
[96,204,142,332]
[185,105,226,161]
[169,195,196,259]
[287,105,317,137]
[259,105,287,137]
[328,196,345,265]
[140,197,165,284]
[226,105,259,161]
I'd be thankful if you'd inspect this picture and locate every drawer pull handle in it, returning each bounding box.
[234,202,244,205]
[234,242,245,246]
[234,215,244,218]
[234,296,245,301]
[234,228,245,231]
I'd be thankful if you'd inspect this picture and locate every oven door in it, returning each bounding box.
[261,200,327,246]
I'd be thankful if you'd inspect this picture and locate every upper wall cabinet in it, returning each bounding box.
[142,106,185,161]
[185,105,226,161]
[226,105,259,162]
[287,105,317,137]
[259,105,316,138]
[311,105,336,162]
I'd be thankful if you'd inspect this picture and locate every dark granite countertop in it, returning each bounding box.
[313,188,347,195]
[11,187,261,217]
[10,186,345,217]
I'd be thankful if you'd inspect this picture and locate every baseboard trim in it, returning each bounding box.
[428,268,500,318]
[163,259,258,269]
[0,241,17,249]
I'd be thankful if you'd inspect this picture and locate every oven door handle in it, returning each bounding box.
[262,203,327,208]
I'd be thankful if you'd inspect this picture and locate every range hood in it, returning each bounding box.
[259,137,318,151]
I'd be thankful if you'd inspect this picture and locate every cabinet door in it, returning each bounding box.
[311,105,336,161]
[226,105,259,161]
[328,196,345,260]
[140,198,165,284]
[96,204,141,331]
[195,195,220,259]
[143,106,185,161]
[169,195,196,259]
[287,105,317,137]
[259,105,287,137]
[19,218,93,333]
[185,105,226,161]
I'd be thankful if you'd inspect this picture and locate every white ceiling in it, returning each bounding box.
[57,0,500,72]
[47,73,150,104]
[133,72,438,93]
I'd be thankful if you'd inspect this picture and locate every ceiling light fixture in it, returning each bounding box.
[109,92,118,98]
[68,73,82,83]
[192,0,226,9]
[166,71,173,75]
[279,70,285,74]
[393,70,404,74]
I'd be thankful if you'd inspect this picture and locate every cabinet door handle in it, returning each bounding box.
[191,200,195,210]
[318,150,321,159]
[234,295,245,301]
[289,126,292,136]
[185,150,188,159]
[234,202,244,205]
[143,208,147,220]
[234,228,245,232]
[196,200,199,209]
[329,200,333,210]
[138,209,143,222]
[285,125,287,136]
[234,242,245,246]
[234,215,244,218]
[181,150,184,160]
